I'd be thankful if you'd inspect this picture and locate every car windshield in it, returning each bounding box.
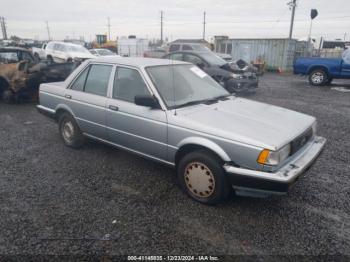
[67,45,90,54]
[98,49,114,55]
[146,64,229,109]
[200,52,227,66]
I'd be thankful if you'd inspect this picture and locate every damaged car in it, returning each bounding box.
[0,47,76,103]
[162,51,258,93]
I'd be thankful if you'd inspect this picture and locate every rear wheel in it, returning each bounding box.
[58,113,85,148]
[177,150,231,205]
[309,69,328,86]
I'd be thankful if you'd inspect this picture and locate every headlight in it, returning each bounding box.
[231,73,243,79]
[257,144,291,166]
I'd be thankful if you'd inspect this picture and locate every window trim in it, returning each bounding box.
[112,65,152,103]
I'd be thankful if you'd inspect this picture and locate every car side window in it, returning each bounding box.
[183,54,204,66]
[70,66,89,91]
[84,64,113,96]
[113,67,150,102]
[182,45,193,51]
[167,53,183,61]
[0,52,19,63]
[169,44,180,52]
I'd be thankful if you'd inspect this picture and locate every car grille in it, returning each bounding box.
[291,127,313,155]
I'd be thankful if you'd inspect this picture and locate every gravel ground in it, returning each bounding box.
[0,73,349,259]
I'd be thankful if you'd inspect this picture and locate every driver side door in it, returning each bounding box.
[106,66,168,162]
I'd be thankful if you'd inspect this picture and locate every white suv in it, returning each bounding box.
[45,41,95,63]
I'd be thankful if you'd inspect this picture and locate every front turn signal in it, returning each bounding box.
[257,149,270,165]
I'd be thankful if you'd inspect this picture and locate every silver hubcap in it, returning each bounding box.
[311,72,324,84]
[62,120,74,142]
[184,162,215,198]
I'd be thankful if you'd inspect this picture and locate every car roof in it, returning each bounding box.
[0,46,31,53]
[91,56,189,67]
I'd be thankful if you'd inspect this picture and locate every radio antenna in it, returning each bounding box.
[171,56,177,115]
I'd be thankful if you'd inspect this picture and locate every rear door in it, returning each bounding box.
[64,63,113,139]
[106,66,168,161]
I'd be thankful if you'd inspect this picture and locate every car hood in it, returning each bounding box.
[168,97,316,150]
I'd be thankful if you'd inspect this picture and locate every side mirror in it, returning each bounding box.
[135,95,161,109]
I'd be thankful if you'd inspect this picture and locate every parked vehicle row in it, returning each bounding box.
[37,56,326,204]
[163,50,258,93]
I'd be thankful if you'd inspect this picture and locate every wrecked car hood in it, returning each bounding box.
[168,97,315,150]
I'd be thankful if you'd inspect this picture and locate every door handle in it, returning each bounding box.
[65,94,72,99]
[109,105,119,111]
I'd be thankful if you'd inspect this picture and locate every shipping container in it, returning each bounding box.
[215,38,300,71]
[118,38,149,57]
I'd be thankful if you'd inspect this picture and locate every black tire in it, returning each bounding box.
[47,56,54,64]
[2,89,15,104]
[58,112,85,148]
[177,150,231,205]
[67,57,73,63]
[309,69,328,86]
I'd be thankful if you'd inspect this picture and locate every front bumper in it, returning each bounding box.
[224,136,326,197]
[225,78,258,93]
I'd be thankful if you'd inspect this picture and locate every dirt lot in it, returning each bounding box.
[0,73,349,259]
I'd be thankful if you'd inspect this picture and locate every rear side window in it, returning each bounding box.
[113,67,150,102]
[71,66,89,91]
[182,45,193,51]
[70,64,112,96]
[84,64,112,96]
[169,44,180,52]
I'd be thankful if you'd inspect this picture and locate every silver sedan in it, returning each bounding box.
[37,57,326,204]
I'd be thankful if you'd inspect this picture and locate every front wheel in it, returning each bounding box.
[309,69,328,86]
[177,150,231,205]
[58,113,85,148]
[2,89,15,104]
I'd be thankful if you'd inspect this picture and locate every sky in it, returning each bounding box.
[1,0,350,42]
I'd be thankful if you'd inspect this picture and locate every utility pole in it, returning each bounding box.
[45,21,51,41]
[160,11,164,45]
[203,11,206,40]
[288,0,297,39]
[107,17,111,41]
[1,17,8,40]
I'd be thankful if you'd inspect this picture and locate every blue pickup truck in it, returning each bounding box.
[294,49,350,86]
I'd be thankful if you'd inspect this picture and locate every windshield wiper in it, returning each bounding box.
[175,95,232,109]
[175,99,207,109]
